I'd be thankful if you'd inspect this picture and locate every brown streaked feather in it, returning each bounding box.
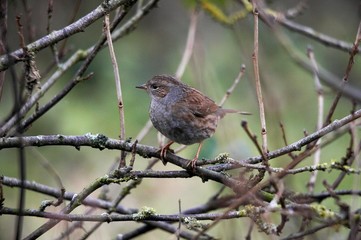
[181,87,219,118]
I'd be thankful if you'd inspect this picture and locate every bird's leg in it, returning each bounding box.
[188,142,203,169]
[160,141,174,165]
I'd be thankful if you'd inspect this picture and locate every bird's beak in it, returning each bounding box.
[136,84,147,90]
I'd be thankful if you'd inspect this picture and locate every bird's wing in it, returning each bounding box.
[179,88,219,118]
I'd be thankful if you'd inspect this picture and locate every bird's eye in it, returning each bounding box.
[150,84,158,90]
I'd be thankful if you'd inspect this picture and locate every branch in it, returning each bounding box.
[270,19,361,103]
[0,50,88,136]
[323,21,361,125]
[1,207,244,222]
[1,0,158,137]
[0,0,135,72]
[245,109,361,164]
[252,4,268,157]
[1,175,239,239]
[175,7,199,79]
[104,13,126,167]
[278,17,360,53]
[1,108,361,173]
[306,46,324,193]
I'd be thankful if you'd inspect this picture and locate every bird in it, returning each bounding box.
[136,75,248,168]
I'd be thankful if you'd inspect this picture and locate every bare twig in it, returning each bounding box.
[331,131,359,189]
[0,50,87,136]
[21,0,35,42]
[176,199,182,240]
[175,7,199,79]
[278,17,360,53]
[279,122,297,160]
[23,169,131,239]
[281,219,343,240]
[218,64,246,107]
[58,0,83,59]
[2,3,135,137]
[16,15,26,49]
[350,114,361,213]
[306,46,324,193]
[129,140,138,168]
[46,0,60,65]
[241,121,267,162]
[135,119,153,142]
[0,0,7,100]
[104,14,126,168]
[283,0,308,19]
[13,72,93,135]
[0,0,133,72]
[270,18,361,103]
[324,21,361,125]
[251,3,268,159]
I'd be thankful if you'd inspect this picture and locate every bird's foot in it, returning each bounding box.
[186,157,198,169]
[159,141,174,165]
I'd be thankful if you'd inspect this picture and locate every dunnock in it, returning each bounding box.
[136,75,247,168]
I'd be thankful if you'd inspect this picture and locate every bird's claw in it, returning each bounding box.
[159,141,174,165]
[186,158,198,169]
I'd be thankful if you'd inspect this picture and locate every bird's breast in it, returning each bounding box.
[149,100,219,145]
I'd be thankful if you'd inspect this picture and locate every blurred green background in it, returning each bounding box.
[1,0,361,239]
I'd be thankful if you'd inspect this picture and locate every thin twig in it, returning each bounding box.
[135,120,153,142]
[79,142,173,240]
[270,18,361,103]
[23,169,130,239]
[0,49,84,136]
[46,0,60,65]
[3,4,133,137]
[323,21,361,126]
[129,140,138,168]
[176,199,182,240]
[58,0,83,59]
[175,7,199,79]
[30,148,65,199]
[278,17,360,53]
[104,14,126,168]
[241,121,266,160]
[252,3,268,159]
[306,46,324,193]
[283,0,308,19]
[14,72,93,135]
[350,114,361,213]
[0,0,7,101]
[279,122,296,160]
[331,131,359,189]
[218,64,246,107]
[0,0,130,72]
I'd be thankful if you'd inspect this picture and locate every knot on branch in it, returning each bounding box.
[88,133,109,150]
[132,206,156,221]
